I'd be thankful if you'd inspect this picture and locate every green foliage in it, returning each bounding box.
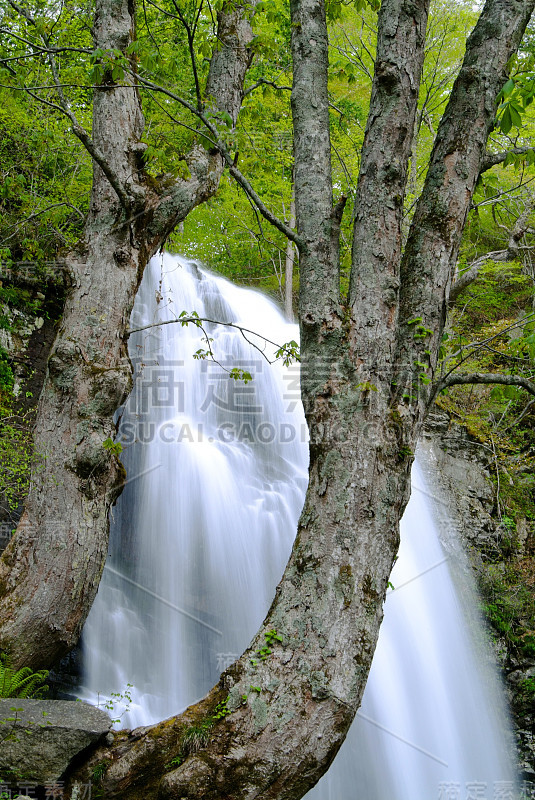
[92,759,111,783]
[229,367,253,383]
[520,676,535,698]
[356,380,378,392]
[164,721,213,770]
[102,437,123,457]
[0,653,48,699]
[212,698,231,720]
[0,347,14,393]
[0,405,35,515]
[496,37,535,135]
[0,84,90,270]
[98,683,132,725]
[164,696,232,770]
[480,563,535,659]
[455,262,533,326]
[253,628,284,662]
[275,340,300,366]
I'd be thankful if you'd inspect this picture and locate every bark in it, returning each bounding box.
[284,191,296,322]
[349,0,430,373]
[480,145,535,172]
[0,0,256,671]
[394,0,535,411]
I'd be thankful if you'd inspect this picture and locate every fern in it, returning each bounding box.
[0,653,49,699]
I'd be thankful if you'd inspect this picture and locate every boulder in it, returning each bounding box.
[0,699,111,783]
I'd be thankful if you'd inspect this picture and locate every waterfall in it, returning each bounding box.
[80,253,518,798]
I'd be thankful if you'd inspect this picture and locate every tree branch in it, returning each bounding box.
[228,164,302,245]
[480,146,535,173]
[349,0,430,369]
[437,372,535,397]
[395,0,535,402]
[449,250,508,302]
[127,315,300,363]
[135,74,302,246]
[243,78,292,96]
[450,188,535,302]
[6,0,130,211]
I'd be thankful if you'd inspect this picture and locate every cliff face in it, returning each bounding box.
[421,411,535,781]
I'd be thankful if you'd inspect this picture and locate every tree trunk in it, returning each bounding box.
[284,191,296,321]
[0,0,256,671]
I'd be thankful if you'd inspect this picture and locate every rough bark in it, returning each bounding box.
[349,0,429,372]
[284,192,296,321]
[0,0,256,670]
[394,0,535,412]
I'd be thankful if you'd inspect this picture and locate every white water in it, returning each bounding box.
[80,253,517,799]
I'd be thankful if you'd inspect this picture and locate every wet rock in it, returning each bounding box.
[422,410,535,778]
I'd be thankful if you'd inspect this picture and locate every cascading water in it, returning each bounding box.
[80,252,518,799]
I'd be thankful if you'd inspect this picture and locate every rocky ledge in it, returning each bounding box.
[0,699,111,783]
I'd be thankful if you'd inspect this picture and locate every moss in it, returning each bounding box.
[454,261,533,328]
[479,560,535,660]
[335,564,354,608]
[361,574,381,611]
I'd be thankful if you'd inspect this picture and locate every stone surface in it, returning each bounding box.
[0,699,111,783]
[421,411,535,779]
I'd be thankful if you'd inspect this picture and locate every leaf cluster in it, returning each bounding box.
[0,653,48,699]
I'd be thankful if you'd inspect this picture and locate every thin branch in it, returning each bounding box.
[243,78,291,97]
[169,0,203,110]
[229,163,302,246]
[502,396,535,431]
[443,312,535,372]
[141,0,162,53]
[127,316,301,363]
[450,250,508,302]
[135,75,302,245]
[471,176,535,210]
[1,202,85,238]
[451,189,535,301]
[7,0,130,211]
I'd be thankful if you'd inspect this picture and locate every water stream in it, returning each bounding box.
[80,253,518,799]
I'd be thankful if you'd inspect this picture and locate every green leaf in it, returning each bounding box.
[502,78,515,97]
[500,106,512,134]
[509,102,522,128]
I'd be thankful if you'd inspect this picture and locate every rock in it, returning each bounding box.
[420,415,498,557]
[421,410,535,778]
[0,699,111,783]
